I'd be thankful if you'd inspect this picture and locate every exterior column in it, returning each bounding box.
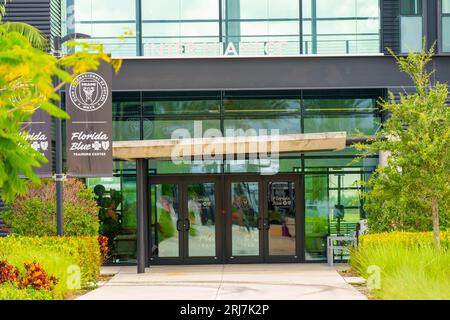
[136,158,148,274]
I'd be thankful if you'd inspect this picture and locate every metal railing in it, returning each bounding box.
[72,35,380,57]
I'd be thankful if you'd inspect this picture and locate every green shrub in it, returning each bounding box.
[1,179,99,236]
[359,231,450,248]
[0,284,53,300]
[351,232,450,300]
[0,236,101,299]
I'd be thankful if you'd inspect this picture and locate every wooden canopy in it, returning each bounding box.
[113,132,347,160]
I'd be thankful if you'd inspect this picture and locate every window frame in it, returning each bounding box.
[441,0,450,53]
[399,0,424,53]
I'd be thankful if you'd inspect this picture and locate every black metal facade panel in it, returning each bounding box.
[4,0,61,44]
[381,0,401,54]
[425,0,439,52]
[112,56,426,91]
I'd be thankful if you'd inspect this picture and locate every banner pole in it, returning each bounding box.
[55,113,64,236]
[54,36,64,236]
[53,33,91,236]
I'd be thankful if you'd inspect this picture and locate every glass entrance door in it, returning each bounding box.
[264,179,300,262]
[225,176,302,263]
[150,182,181,261]
[184,181,221,263]
[150,175,302,264]
[227,181,262,262]
[149,177,221,264]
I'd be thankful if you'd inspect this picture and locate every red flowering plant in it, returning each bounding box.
[20,261,58,291]
[98,235,109,263]
[0,260,19,285]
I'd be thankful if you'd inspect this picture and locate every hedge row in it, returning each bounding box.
[0,236,101,299]
[359,231,450,248]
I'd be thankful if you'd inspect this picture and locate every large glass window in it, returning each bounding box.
[305,169,368,261]
[302,0,380,54]
[113,92,141,141]
[223,91,301,136]
[303,98,380,135]
[92,89,381,264]
[142,92,221,140]
[400,0,423,53]
[72,0,137,56]
[442,0,450,52]
[142,0,220,57]
[302,92,380,170]
[86,166,137,264]
[70,0,380,57]
[224,0,301,55]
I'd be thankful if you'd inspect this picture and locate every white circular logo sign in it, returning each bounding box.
[69,72,108,112]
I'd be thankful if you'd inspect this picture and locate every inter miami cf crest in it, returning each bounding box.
[69,72,109,112]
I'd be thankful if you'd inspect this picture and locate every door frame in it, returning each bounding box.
[182,175,224,265]
[148,176,183,265]
[148,175,224,265]
[148,173,305,265]
[262,174,304,263]
[224,175,265,264]
[224,174,305,264]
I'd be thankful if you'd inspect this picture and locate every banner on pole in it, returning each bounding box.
[20,109,53,178]
[66,62,113,177]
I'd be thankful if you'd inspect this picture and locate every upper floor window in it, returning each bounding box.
[142,0,220,57]
[400,0,423,53]
[72,0,137,56]
[302,0,380,54]
[69,0,381,57]
[442,0,450,52]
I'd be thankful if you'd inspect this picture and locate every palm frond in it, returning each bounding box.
[3,21,49,50]
[0,5,5,21]
[1,1,9,22]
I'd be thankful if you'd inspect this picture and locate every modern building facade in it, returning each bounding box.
[4,1,450,267]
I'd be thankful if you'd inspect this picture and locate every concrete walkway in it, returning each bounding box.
[78,264,366,300]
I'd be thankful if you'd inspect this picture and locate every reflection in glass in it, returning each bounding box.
[223,97,300,113]
[267,182,296,256]
[150,184,180,258]
[143,119,221,140]
[305,172,365,261]
[112,93,141,141]
[305,174,329,261]
[231,182,260,256]
[224,117,300,136]
[304,115,379,135]
[86,175,137,264]
[303,99,380,136]
[187,183,216,257]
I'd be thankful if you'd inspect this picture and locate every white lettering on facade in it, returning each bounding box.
[144,41,289,57]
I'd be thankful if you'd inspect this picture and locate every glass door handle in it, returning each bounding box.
[184,219,191,231]
[176,219,183,232]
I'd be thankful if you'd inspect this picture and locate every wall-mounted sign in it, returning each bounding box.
[144,41,291,58]
[20,109,53,177]
[66,62,113,177]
